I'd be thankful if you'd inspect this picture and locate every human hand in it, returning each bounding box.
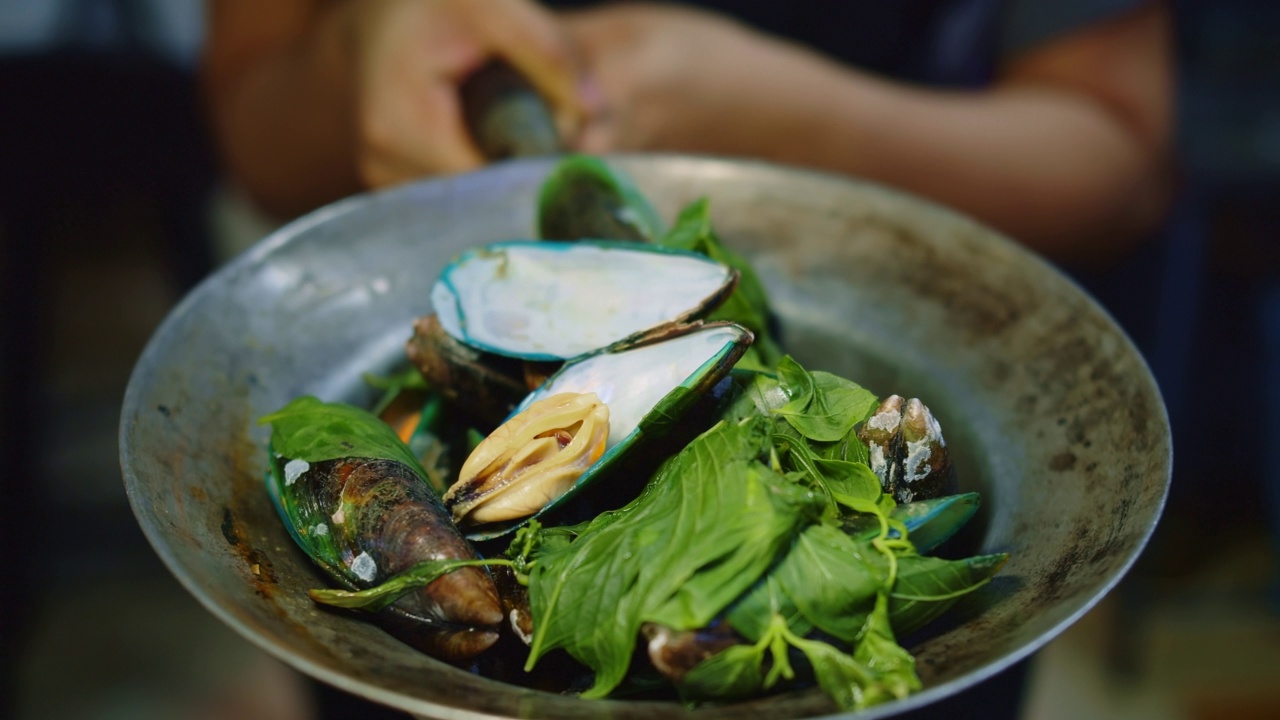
[563,3,841,157]
[341,0,585,187]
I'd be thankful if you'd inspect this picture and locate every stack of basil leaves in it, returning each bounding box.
[519,357,1005,710]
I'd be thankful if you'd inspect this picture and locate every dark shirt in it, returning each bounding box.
[548,0,1146,87]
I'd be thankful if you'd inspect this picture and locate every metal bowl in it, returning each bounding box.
[121,155,1170,719]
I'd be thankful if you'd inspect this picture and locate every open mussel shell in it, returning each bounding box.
[458,321,753,540]
[430,240,738,361]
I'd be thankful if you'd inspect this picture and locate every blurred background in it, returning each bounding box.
[1,1,1277,718]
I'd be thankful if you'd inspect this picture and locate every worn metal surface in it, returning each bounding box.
[120,155,1171,719]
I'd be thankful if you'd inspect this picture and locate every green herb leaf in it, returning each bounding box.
[259,396,431,484]
[888,553,1008,636]
[309,558,506,611]
[726,574,813,643]
[773,358,879,443]
[678,643,767,702]
[794,637,880,710]
[851,594,921,702]
[525,416,821,697]
[362,365,429,416]
[659,199,783,367]
[773,525,885,642]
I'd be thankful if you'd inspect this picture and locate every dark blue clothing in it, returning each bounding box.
[550,0,1145,87]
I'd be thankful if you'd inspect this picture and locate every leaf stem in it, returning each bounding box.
[309,558,514,612]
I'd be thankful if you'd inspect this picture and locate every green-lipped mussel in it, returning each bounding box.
[263,400,504,662]
[446,321,753,539]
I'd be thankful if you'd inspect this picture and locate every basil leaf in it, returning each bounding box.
[889,553,1008,636]
[726,573,811,643]
[260,396,430,483]
[781,433,882,504]
[362,365,429,416]
[784,593,920,712]
[678,643,767,702]
[659,199,783,368]
[721,371,789,423]
[309,558,502,612]
[815,459,883,501]
[815,424,872,466]
[526,417,820,697]
[645,461,818,629]
[772,358,879,443]
[796,639,880,711]
[851,594,921,702]
[774,525,885,643]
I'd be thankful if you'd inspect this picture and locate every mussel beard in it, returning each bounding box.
[445,392,609,526]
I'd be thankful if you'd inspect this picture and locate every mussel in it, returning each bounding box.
[536,154,666,243]
[263,398,504,662]
[447,322,753,538]
[857,395,956,503]
[404,314,531,426]
[413,239,755,538]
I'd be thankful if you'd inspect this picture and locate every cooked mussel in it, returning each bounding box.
[536,154,666,243]
[404,314,531,426]
[450,322,754,538]
[857,395,956,503]
[445,391,610,525]
[262,398,504,662]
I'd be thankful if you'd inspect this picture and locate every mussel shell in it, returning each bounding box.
[431,241,739,361]
[840,492,980,554]
[536,154,666,242]
[463,321,754,540]
[404,314,530,426]
[461,61,562,162]
[266,455,503,661]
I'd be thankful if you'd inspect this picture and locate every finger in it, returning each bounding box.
[574,116,616,155]
[470,0,585,137]
[359,149,430,189]
[359,78,485,183]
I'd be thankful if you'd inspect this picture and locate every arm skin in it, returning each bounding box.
[567,3,1175,266]
[202,0,587,219]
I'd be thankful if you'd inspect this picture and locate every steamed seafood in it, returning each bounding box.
[260,155,999,713]
[263,399,503,662]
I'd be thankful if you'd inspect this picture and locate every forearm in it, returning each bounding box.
[787,73,1170,264]
[567,2,1171,264]
[205,5,360,219]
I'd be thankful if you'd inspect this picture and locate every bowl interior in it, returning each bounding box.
[121,155,1169,719]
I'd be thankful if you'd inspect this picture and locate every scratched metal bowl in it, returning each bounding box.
[121,155,1170,719]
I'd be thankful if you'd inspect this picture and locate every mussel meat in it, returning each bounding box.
[445,391,609,525]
